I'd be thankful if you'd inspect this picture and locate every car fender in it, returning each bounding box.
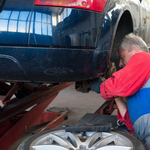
[97,0,133,51]
[96,0,136,73]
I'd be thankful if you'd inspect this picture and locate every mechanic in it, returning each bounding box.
[100,33,150,149]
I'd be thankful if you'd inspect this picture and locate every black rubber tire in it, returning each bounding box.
[115,130,145,150]
[17,127,145,150]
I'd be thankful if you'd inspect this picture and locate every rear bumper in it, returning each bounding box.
[0,46,109,83]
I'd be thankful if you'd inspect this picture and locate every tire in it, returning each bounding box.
[17,127,145,150]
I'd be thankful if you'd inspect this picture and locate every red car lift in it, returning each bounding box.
[0,82,74,150]
[95,100,117,115]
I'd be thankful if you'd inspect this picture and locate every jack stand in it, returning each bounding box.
[95,100,117,115]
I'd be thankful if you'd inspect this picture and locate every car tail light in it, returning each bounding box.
[34,0,107,12]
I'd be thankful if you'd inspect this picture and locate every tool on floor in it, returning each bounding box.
[65,123,112,132]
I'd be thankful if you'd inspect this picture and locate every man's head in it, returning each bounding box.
[119,33,149,67]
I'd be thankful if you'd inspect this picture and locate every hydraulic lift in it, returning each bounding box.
[0,80,128,150]
[0,82,74,150]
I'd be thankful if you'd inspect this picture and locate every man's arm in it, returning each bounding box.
[115,97,127,117]
[115,97,134,130]
[100,52,150,100]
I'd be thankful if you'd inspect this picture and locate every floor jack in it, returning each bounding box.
[0,82,74,150]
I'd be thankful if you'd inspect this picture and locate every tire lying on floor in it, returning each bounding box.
[17,127,145,150]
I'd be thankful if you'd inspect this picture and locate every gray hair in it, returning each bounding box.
[119,33,149,52]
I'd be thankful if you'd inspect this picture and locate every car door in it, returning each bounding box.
[128,0,141,35]
[0,0,34,46]
[139,0,147,42]
[140,0,150,46]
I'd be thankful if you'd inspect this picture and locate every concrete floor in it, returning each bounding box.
[50,84,105,126]
[9,84,116,149]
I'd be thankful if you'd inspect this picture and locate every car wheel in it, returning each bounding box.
[17,127,145,150]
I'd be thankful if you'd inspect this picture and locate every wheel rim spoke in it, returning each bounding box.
[32,145,69,150]
[92,134,118,148]
[50,133,75,148]
[97,145,132,150]
[67,132,82,148]
[85,132,102,148]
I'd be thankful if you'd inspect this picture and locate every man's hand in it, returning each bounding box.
[75,77,104,93]
[90,77,104,93]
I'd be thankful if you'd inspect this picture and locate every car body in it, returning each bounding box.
[0,0,150,83]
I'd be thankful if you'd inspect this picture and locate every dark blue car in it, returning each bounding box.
[0,1,150,149]
[0,0,150,83]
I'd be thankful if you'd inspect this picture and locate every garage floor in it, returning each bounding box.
[9,84,117,149]
[50,84,105,126]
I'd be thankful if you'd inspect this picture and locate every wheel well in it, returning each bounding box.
[110,11,133,70]
[104,11,134,78]
[118,11,133,33]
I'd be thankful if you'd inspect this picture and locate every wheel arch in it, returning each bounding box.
[100,8,134,78]
[110,9,133,58]
[109,9,134,70]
